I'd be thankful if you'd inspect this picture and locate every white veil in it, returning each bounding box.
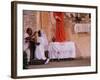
[41,30,48,51]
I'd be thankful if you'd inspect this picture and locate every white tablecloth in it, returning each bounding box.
[48,41,76,59]
[74,23,91,33]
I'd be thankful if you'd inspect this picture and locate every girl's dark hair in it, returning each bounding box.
[38,30,41,37]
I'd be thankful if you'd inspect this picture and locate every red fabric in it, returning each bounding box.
[53,12,66,42]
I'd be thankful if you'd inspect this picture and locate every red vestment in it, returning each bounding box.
[53,12,66,42]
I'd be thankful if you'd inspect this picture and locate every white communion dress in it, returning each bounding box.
[35,36,46,60]
[41,30,48,51]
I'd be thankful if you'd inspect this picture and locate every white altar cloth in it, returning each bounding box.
[48,41,76,59]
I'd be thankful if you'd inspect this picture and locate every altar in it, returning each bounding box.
[48,41,76,59]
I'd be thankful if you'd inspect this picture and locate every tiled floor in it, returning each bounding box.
[28,58,90,69]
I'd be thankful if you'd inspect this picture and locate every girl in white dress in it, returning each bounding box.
[35,30,49,64]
